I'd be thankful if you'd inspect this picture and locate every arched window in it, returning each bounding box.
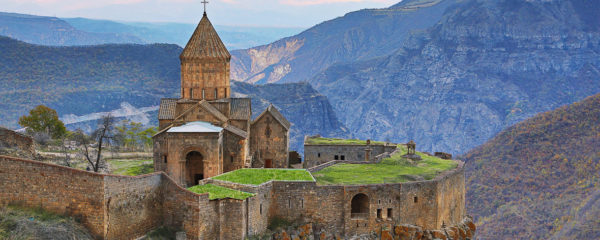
[351,193,369,219]
[202,89,205,99]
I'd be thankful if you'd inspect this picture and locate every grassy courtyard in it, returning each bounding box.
[187,184,255,200]
[305,137,387,145]
[108,158,154,176]
[312,146,458,185]
[211,169,314,185]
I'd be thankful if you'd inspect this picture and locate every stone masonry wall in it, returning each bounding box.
[0,155,106,238]
[435,161,466,227]
[304,144,396,168]
[103,174,165,240]
[0,155,211,240]
[264,161,466,238]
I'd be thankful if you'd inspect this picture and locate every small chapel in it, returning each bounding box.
[153,11,291,187]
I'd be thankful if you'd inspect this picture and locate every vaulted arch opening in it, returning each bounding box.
[351,193,369,219]
[186,151,204,186]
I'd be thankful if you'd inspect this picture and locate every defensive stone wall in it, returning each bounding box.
[304,144,396,168]
[0,155,468,239]
[265,161,465,238]
[0,155,106,237]
[0,155,215,240]
[206,161,466,239]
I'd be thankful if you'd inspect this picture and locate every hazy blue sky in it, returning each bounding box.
[1,0,400,27]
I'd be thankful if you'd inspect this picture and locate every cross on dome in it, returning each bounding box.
[202,0,209,13]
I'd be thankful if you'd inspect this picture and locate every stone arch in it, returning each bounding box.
[351,193,369,219]
[185,150,204,186]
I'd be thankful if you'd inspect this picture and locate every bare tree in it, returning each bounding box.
[74,114,116,172]
[60,136,71,167]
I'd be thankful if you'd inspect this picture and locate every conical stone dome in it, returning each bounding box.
[180,13,231,60]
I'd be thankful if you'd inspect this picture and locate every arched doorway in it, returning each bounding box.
[186,151,204,186]
[351,193,369,219]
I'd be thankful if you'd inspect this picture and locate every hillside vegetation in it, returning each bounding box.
[463,94,600,239]
[0,204,93,239]
[0,36,181,128]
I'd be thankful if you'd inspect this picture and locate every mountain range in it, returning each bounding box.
[232,0,600,155]
[0,36,345,153]
[0,12,303,49]
[463,93,600,239]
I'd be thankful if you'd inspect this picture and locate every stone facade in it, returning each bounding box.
[304,139,397,168]
[250,105,290,168]
[154,13,291,187]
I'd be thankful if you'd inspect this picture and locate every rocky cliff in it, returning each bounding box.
[230,0,454,84]
[238,0,600,154]
[463,93,600,239]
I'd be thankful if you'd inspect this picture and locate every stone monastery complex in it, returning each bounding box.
[0,10,475,240]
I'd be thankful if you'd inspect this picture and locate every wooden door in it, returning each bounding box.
[265,159,273,168]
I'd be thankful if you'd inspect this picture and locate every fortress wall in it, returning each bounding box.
[160,174,209,240]
[246,182,272,235]
[103,174,164,240]
[435,161,466,226]
[0,156,106,238]
[395,181,440,229]
[269,181,346,235]
[265,162,465,237]
[218,198,248,239]
[304,144,396,168]
[0,156,214,240]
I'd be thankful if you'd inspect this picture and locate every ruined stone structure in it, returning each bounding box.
[0,127,34,158]
[303,136,397,168]
[153,12,290,186]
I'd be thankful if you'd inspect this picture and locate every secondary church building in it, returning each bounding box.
[153,12,291,187]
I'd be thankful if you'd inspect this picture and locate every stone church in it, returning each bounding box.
[153,12,291,187]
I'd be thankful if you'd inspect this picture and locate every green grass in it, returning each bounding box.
[305,137,387,145]
[109,158,154,176]
[211,169,314,185]
[187,184,255,200]
[312,145,458,185]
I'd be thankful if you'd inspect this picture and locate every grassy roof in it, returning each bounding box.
[187,184,255,200]
[312,145,458,185]
[211,169,314,185]
[305,137,387,145]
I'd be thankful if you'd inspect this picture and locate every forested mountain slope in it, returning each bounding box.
[463,94,600,239]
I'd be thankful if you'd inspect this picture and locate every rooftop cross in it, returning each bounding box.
[202,0,209,14]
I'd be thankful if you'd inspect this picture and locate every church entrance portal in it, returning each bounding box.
[186,151,204,186]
